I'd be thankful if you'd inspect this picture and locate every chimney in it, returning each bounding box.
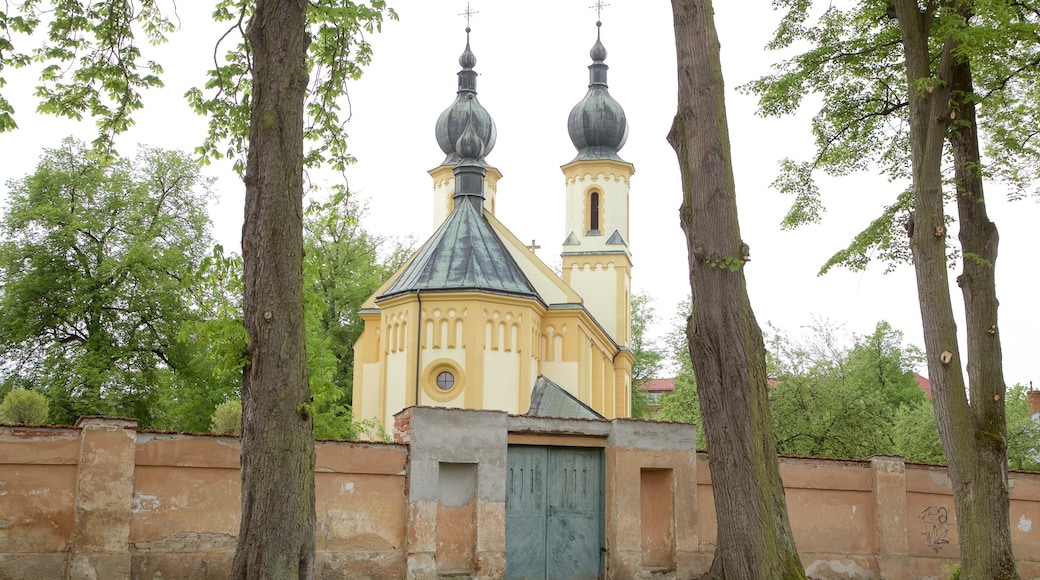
[1026,384,1040,419]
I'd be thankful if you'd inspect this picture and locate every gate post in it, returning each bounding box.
[605,420,697,579]
[401,407,508,579]
[68,417,137,579]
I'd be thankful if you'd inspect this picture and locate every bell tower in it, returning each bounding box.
[560,21,634,349]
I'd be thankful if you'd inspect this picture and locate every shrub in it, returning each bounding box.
[210,399,242,435]
[0,389,49,424]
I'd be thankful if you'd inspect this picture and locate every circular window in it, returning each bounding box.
[422,359,465,403]
[436,371,455,391]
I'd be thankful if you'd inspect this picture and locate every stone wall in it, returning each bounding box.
[1,410,1039,579]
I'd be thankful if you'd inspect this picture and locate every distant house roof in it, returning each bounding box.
[526,376,604,419]
[645,378,675,393]
[915,374,932,398]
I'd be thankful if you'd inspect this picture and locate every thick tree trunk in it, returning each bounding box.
[230,0,316,578]
[893,2,1018,578]
[667,2,805,579]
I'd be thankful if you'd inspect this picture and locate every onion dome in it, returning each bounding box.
[567,22,628,162]
[378,103,536,303]
[435,28,497,165]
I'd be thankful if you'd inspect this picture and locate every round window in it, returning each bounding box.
[435,371,455,391]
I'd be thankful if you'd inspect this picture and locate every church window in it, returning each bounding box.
[422,359,465,403]
[436,371,455,391]
[589,191,601,234]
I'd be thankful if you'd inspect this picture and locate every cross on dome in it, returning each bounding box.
[459,2,478,30]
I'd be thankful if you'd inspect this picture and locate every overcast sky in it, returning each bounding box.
[0,1,1036,386]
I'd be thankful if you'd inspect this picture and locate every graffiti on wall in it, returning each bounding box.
[920,506,951,553]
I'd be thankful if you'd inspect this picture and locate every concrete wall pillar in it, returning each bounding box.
[403,407,507,580]
[870,455,910,578]
[605,420,697,579]
[68,417,137,579]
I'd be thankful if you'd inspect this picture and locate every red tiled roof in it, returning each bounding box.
[645,378,675,393]
[915,374,932,398]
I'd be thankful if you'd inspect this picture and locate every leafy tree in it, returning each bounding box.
[629,292,664,418]
[0,388,49,423]
[0,139,212,426]
[747,2,1036,575]
[767,320,904,458]
[891,399,946,464]
[1005,385,1040,471]
[667,1,805,576]
[304,190,410,400]
[1,1,395,572]
[153,245,247,433]
[211,398,243,435]
[845,321,927,410]
[171,195,406,440]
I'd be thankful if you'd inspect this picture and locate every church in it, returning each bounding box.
[351,21,637,430]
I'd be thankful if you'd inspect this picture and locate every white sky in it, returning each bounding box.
[0,1,1036,386]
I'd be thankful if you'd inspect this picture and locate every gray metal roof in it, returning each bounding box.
[377,197,539,301]
[526,375,604,419]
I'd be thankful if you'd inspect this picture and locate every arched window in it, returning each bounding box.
[589,191,600,233]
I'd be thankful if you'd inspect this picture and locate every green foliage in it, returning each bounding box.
[0,388,49,423]
[0,1,396,163]
[304,189,410,404]
[210,398,242,435]
[185,0,398,174]
[630,292,664,418]
[179,189,408,439]
[890,398,945,464]
[0,1,174,151]
[767,319,928,458]
[658,299,705,448]
[0,139,212,426]
[1005,384,1040,471]
[745,0,1040,271]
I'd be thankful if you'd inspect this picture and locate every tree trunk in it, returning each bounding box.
[893,1,1019,578]
[667,2,805,578]
[230,0,316,578]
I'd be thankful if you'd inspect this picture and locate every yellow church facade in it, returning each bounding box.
[352,23,635,430]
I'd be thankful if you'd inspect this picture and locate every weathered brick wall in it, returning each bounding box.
[0,418,407,580]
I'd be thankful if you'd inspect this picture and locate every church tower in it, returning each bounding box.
[561,22,634,349]
[428,27,502,227]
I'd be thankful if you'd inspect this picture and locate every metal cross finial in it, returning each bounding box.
[589,0,609,22]
[460,3,478,29]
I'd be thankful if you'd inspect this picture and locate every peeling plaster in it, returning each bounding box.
[131,493,161,514]
[1019,514,1032,533]
[929,471,952,487]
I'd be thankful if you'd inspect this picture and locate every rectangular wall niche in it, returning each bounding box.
[640,468,675,570]
[436,462,478,574]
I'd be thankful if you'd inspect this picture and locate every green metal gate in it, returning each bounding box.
[505,446,604,580]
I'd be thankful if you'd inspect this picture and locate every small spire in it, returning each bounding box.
[591,21,607,63]
[453,103,487,203]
